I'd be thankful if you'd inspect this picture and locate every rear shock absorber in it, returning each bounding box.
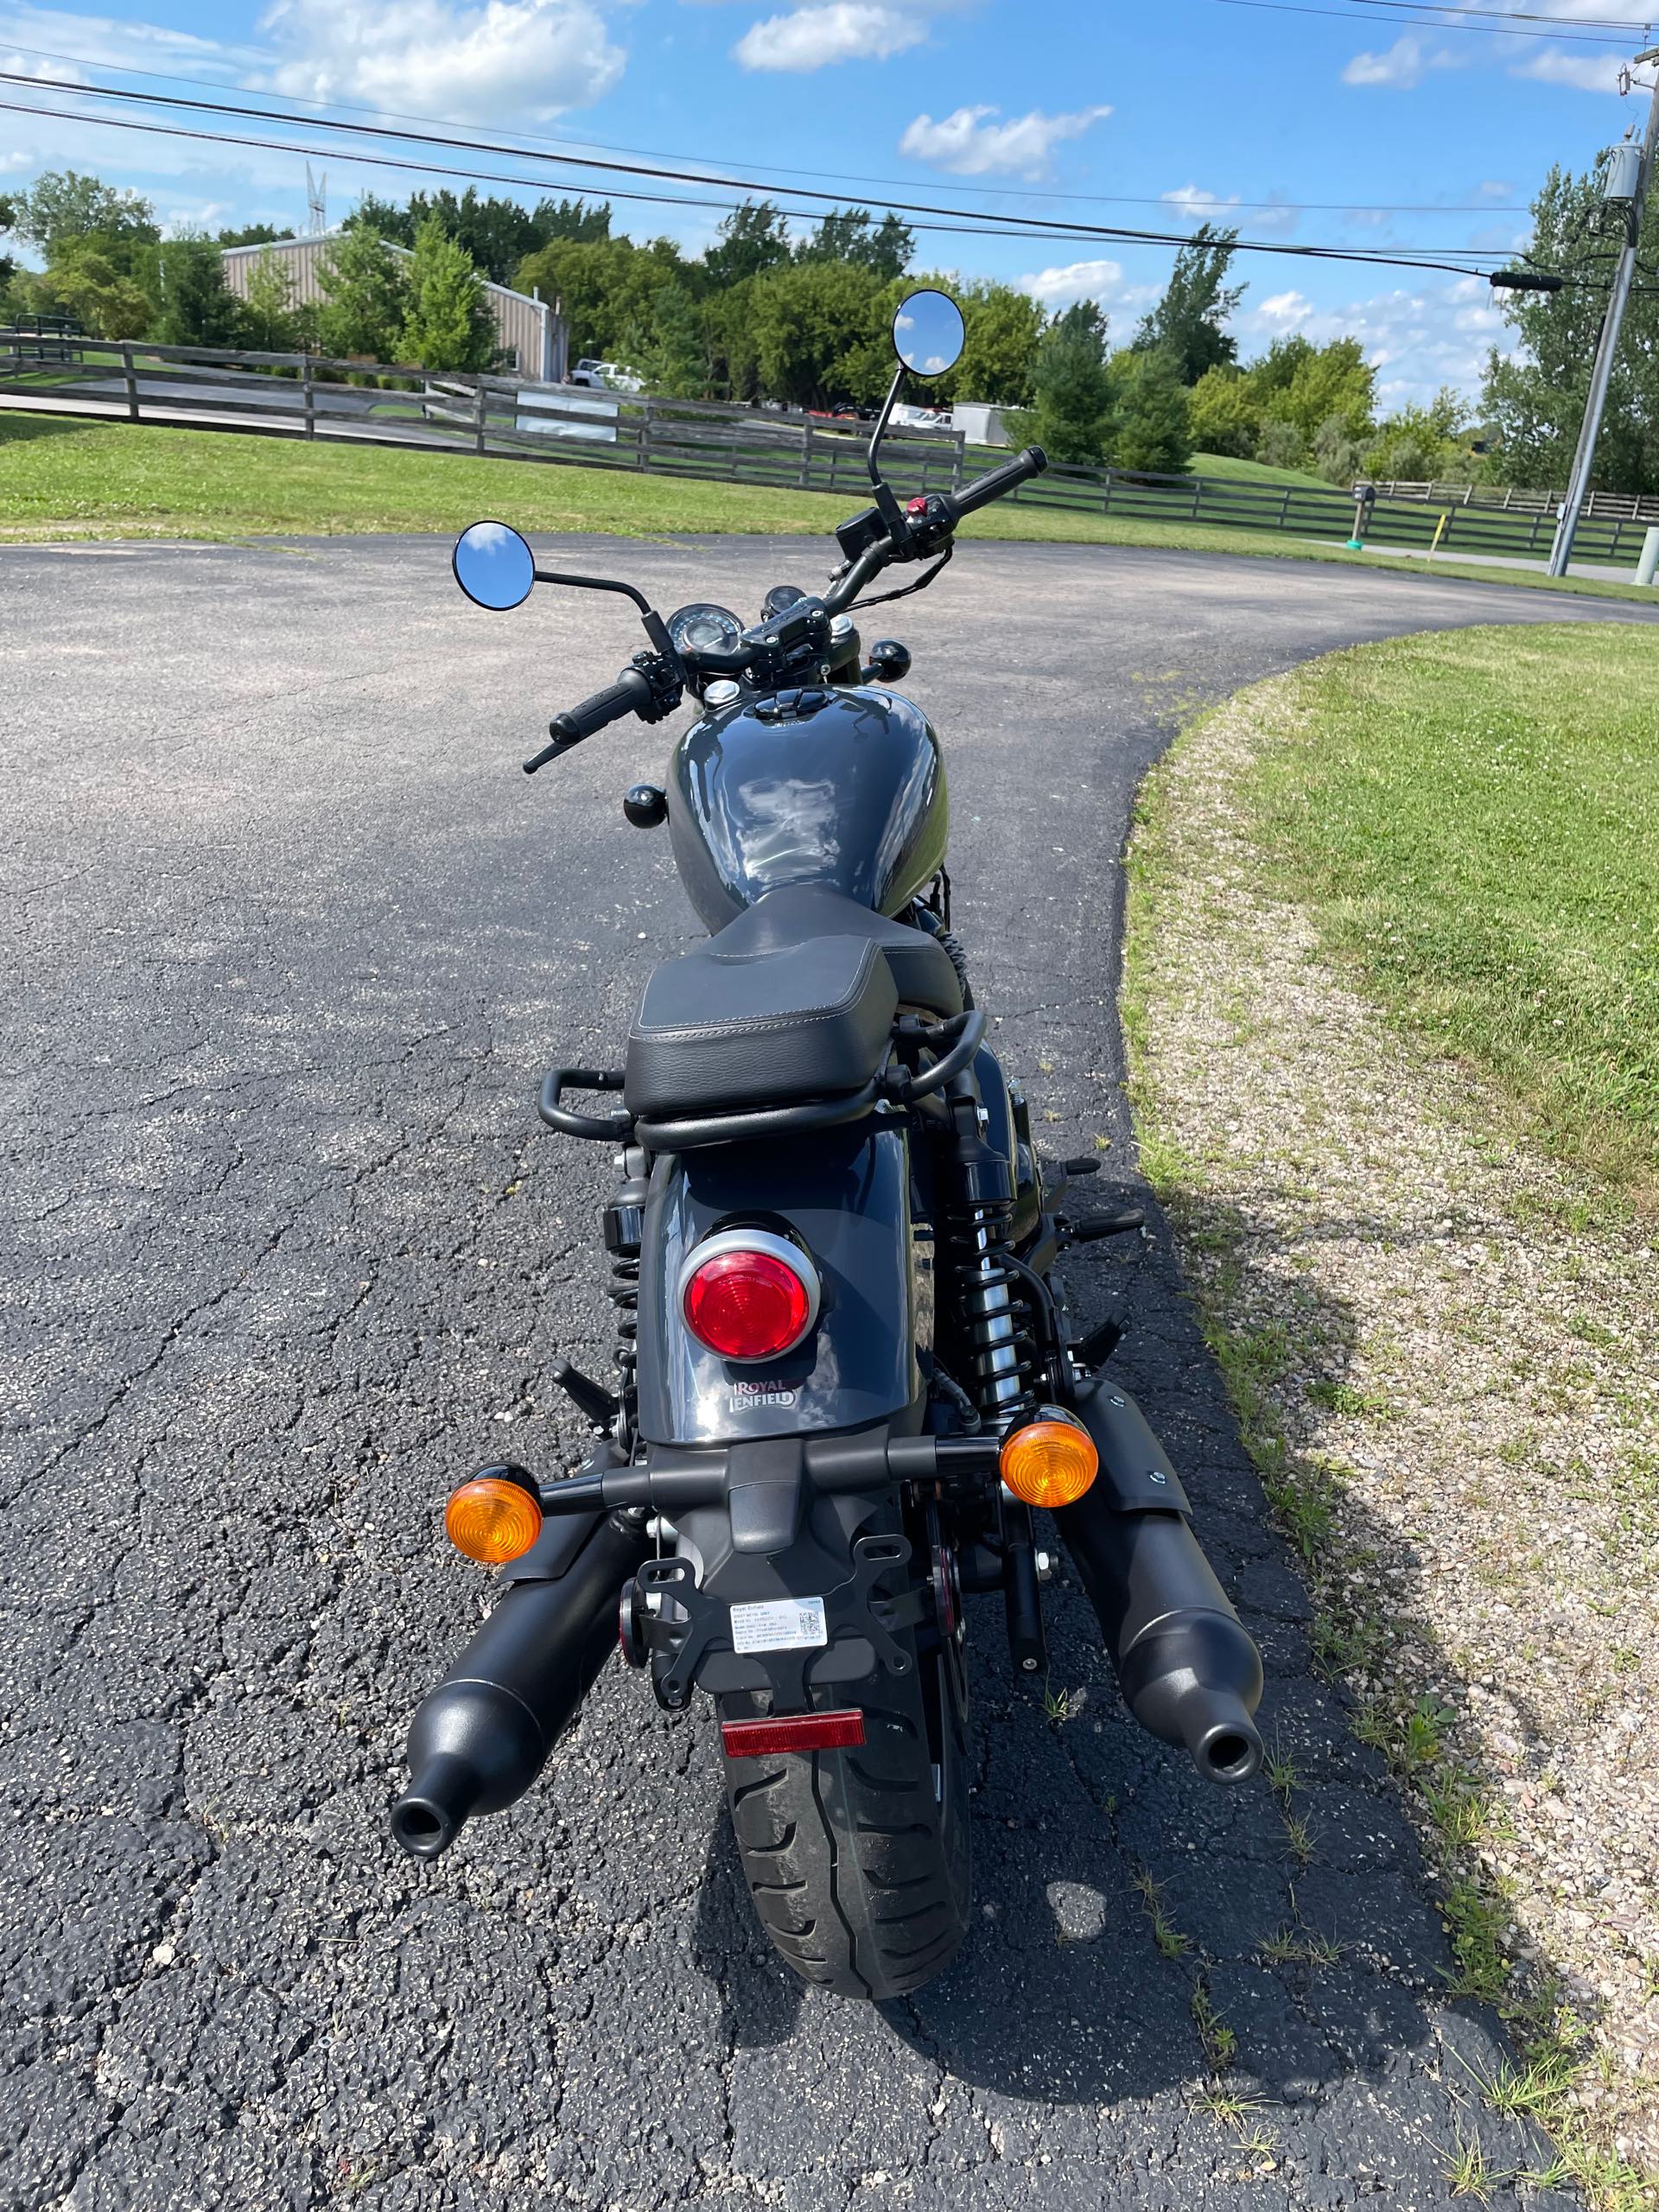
[939,1072,1037,1433]
[604,1147,651,1435]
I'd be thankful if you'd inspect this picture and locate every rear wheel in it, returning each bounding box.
[719,1636,970,2000]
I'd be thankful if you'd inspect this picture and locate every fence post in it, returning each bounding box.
[799,417,812,490]
[474,378,487,456]
[122,343,139,423]
[302,354,315,439]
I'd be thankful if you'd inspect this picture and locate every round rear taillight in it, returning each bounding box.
[678,1230,820,1363]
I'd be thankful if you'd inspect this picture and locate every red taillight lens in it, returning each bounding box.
[683,1247,813,1362]
[721,1711,866,1758]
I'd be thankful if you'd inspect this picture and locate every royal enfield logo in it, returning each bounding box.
[729,1377,798,1410]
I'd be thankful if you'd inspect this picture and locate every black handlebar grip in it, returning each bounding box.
[951,444,1049,518]
[550,666,653,744]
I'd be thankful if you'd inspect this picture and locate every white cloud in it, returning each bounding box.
[258,0,626,120]
[0,3,259,77]
[733,2,931,69]
[1477,180,1515,200]
[1511,48,1623,93]
[1162,184,1240,220]
[899,103,1112,180]
[1018,257,1126,310]
[1256,289,1314,328]
[1342,34,1463,88]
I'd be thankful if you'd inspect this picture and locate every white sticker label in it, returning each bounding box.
[730,1596,829,1655]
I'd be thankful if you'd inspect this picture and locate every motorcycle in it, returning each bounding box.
[391,289,1265,2001]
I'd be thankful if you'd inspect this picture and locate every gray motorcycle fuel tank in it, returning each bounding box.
[666,685,948,927]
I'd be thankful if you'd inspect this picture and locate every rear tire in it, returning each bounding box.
[719,1639,970,2000]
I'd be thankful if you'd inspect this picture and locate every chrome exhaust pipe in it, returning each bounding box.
[1057,1379,1264,1785]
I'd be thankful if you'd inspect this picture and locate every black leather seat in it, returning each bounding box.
[624,884,963,1122]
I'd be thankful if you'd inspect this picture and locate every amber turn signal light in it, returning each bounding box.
[999,1417,1099,1510]
[444,1471,543,1566]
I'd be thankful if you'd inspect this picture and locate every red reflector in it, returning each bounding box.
[683,1248,811,1362]
[721,1710,866,1758]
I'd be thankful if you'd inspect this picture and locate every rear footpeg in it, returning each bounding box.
[1058,1379,1263,1785]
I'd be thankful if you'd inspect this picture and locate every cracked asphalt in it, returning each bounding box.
[4,530,1653,2211]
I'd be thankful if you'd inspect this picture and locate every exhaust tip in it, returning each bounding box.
[391,1792,459,1858]
[391,1758,479,1859]
[1193,1713,1263,1787]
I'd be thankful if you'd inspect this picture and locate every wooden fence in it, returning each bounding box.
[3,334,1655,569]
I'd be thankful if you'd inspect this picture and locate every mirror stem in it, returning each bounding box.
[866,365,910,542]
[532,567,682,677]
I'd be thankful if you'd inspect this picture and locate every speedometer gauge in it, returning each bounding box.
[667,602,743,656]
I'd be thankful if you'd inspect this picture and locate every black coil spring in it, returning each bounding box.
[608,1254,639,1392]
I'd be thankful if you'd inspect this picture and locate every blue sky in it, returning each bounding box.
[0,0,1649,404]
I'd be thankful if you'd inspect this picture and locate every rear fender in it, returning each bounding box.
[634,1118,925,1446]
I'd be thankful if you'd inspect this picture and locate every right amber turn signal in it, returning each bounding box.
[999,1416,1099,1510]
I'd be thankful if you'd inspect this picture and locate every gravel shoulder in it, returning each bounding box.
[1123,665,1659,2202]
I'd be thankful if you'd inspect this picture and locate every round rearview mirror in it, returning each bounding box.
[892,289,965,378]
[453,519,536,611]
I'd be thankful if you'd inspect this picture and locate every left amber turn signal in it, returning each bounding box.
[444,1471,543,1566]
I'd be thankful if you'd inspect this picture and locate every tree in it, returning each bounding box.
[140,233,244,346]
[1363,392,1475,484]
[1111,346,1191,473]
[238,251,301,350]
[1135,223,1244,385]
[400,213,494,371]
[624,280,709,397]
[531,195,612,246]
[1026,301,1115,463]
[16,171,158,268]
[18,242,150,338]
[0,194,16,308]
[317,224,410,361]
[1263,335,1375,443]
[798,208,912,280]
[703,200,792,289]
[1480,157,1659,494]
[216,221,285,248]
[515,233,683,364]
[746,258,887,409]
[1312,414,1366,486]
[1187,365,1259,458]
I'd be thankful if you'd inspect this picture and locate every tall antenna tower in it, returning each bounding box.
[306,163,327,234]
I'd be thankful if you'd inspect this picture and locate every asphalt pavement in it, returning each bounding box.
[4,533,1650,2212]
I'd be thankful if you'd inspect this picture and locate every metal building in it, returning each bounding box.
[219,231,567,380]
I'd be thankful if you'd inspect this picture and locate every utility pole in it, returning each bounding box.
[1547,47,1659,577]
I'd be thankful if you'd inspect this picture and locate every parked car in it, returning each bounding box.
[569,359,644,394]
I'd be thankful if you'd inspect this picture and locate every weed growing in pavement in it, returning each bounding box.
[1191,1977,1238,2070]
[1262,1738,1300,1802]
[1042,1681,1084,1726]
[1446,2135,1498,2202]
[1131,1866,1192,1963]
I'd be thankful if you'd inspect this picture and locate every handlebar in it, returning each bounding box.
[524,665,654,773]
[947,444,1048,522]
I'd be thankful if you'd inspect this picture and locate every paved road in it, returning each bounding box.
[4,536,1647,2212]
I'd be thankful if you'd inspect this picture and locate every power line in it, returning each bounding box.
[1345,0,1654,25]
[1215,0,1637,41]
[0,79,1521,274]
[0,36,1534,215]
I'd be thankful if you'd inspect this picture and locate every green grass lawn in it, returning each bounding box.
[2,411,1654,604]
[1186,448,1330,488]
[1243,626,1659,1191]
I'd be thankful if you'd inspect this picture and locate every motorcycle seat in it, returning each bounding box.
[623,884,963,1122]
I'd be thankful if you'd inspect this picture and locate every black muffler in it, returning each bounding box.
[1057,1379,1264,1785]
[391,1504,649,1859]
